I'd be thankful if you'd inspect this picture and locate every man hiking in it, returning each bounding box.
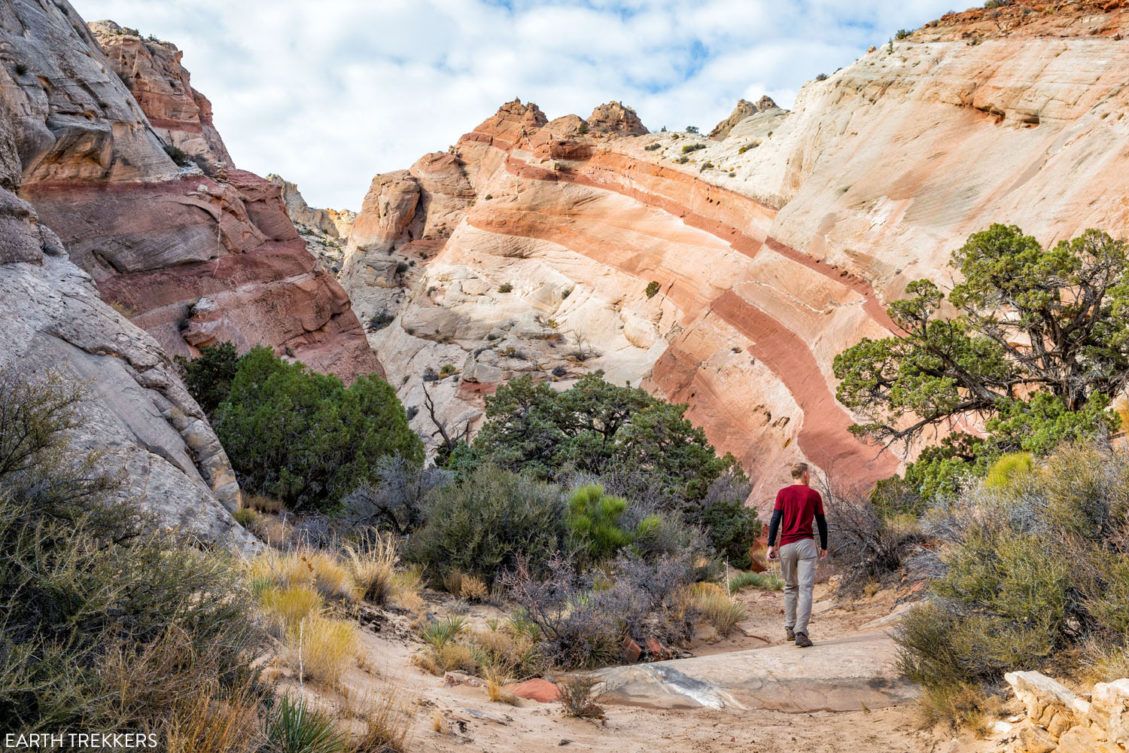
[766,462,828,648]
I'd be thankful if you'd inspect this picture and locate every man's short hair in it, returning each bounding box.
[790,462,809,480]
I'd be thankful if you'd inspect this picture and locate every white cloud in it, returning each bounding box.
[72,0,958,208]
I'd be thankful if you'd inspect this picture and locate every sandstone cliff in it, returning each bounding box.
[0,1,378,381]
[0,93,256,552]
[337,2,1129,502]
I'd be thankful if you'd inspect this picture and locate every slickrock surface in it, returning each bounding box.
[338,3,1129,501]
[594,631,915,712]
[0,97,256,552]
[996,671,1129,753]
[0,1,377,381]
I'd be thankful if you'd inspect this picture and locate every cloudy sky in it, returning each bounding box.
[74,0,958,209]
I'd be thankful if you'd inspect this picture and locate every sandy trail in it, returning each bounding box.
[280,584,952,753]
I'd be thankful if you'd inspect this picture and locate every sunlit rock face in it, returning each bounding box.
[0,1,378,382]
[331,2,1129,503]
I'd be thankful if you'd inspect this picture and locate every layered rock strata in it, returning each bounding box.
[0,1,378,381]
[338,1,1129,502]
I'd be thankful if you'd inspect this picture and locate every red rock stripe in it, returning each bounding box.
[712,290,897,484]
[502,150,899,334]
[465,211,896,485]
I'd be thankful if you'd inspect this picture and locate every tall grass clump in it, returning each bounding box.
[688,582,746,637]
[728,571,783,592]
[344,531,399,604]
[296,616,358,687]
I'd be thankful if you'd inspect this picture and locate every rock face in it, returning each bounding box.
[338,2,1129,502]
[89,21,232,169]
[269,174,355,273]
[0,95,256,553]
[587,101,648,136]
[1002,671,1129,753]
[709,96,778,140]
[0,0,378,382]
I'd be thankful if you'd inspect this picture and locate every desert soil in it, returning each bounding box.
[271,570,990,753]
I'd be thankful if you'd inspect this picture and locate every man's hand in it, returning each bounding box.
[767,545,778,561]
[819,548,829,560]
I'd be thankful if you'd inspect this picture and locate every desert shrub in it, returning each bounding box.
[558,675,605,719]
[895,28,911,39]
[728,571,784,592]
[164,142,193,166]
[367,310,395,332]
[690,497,760,569]
[175,341,240,415]
[265,696,346,753]
[498,282,513,293]
[0,370,266,735]
[826,490,921,594]
[504,551,695,669]
[353,693,413,752]
[680,143,705,154]
[343,455,452,535]
[408,466,566,585]
[214,347,422,511]
[685,125,700,134]
[644,280,661,298]
[897,442,1129,707]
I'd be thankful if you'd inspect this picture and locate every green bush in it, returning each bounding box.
[214,347,422,511]
[567,484,633,562]
[174,341,239,415]
[644,281,661,298]
[983,452,1033,489]
[691,498,760,569]
[0,370,265,735]
[728,571,783,591]
[408,466,567,585]
[680,143,705,154]
[468,372,742,503]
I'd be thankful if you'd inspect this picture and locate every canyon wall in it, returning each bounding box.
[337,0,1129,503]
[1,1,378,381]
[0,89,256,551]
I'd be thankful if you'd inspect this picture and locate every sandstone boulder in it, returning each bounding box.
[710,96,780,140]
[587,101,648,136]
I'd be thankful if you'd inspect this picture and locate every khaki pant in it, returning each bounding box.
[780,538,818,634]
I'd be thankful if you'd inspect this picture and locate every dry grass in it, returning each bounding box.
[259,585,322,637]
[304,551,358,602]
[441,569,490,601]
[413,642,476,676]
[390,567,425,613]
[164,680,263,753]
[344,532,398,605]
[246,494,285,514]
[688,582,746,637]
[916,683,995,736]
[558,675,605,719]
[351,692,413,753]
[483,666,519,706]
[295,615,358,687]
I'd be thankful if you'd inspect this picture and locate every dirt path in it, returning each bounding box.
[275,583,956,753]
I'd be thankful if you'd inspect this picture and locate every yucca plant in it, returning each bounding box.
[265,696,346,753]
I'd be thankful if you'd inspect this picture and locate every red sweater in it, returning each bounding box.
[768,484,827,548]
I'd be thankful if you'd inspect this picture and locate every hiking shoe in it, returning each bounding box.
[785,627,795,642]
[794,631,813,648]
